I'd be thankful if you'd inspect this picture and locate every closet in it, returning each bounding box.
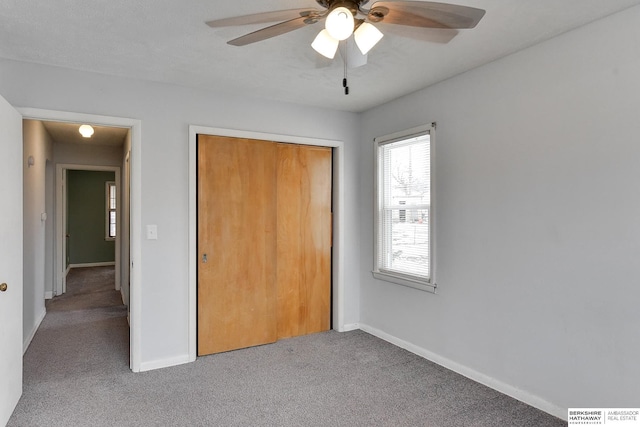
[197,135,332,356]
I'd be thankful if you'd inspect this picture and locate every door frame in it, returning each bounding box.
[56,164,121,295]
[188,126,346,362]
[18,108,143,372]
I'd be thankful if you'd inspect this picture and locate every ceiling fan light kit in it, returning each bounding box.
[353,22,384,54]
[325,6,356,40]
[312,29,340,59]
[312,4,384,58]
[206,0,485,92]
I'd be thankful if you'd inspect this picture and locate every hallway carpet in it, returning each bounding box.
[9,267,564,426]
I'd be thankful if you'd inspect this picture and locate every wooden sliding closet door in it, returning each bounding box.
[277,144,332,339]
[197,135,278,356]
[198,136,332,356]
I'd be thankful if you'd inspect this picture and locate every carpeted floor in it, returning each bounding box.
[9,267,565,426]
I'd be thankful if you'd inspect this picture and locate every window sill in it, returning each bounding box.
[372,270,437,294]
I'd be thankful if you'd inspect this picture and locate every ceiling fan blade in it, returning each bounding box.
[228,16,317,46]
[378,24,459,43]
[206,9,320,28]
[368,1,485,29]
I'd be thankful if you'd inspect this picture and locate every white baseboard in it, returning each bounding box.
[139,354,191,372]
[44,291,54,300]
[68,261,116,269]
[65,265,71,277]
[23,308,47,354]
[341,323,360,332]
[358,323,566,421]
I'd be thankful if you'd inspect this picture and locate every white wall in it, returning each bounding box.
[54,141,123,167]
[359,6,640,418]
[22,120,53,350]
[0,60,362,367]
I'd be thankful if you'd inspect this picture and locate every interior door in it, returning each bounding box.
[276,144,332,339]
[0,94,24,425]
[197,135,278,355]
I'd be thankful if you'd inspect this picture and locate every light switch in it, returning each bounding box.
[146,225,158,240]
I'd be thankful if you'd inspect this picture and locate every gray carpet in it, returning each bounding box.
[9,268,565,426]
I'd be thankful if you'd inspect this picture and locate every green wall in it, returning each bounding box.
[67,170,116,265]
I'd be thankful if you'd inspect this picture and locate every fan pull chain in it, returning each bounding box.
[343,42,349,95]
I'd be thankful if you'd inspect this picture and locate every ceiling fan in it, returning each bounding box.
[206,1,485,58]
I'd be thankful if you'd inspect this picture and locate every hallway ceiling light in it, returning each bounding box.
[79,124,94,138]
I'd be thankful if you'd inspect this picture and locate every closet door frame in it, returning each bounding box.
[188,125,347,362]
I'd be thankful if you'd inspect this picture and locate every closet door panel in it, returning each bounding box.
[198,135,278,355]
[277,144,332,339]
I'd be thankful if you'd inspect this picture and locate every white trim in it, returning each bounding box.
[18,108,142,373]
[23,308,46,354]
[188,125,346,360]
[358,323,567,421]
[68,262,116,269]
[374,123,432,145]
[372,271,436,293]
[44,291,53,300]
[342,323,360,332]
[139,354,191,372]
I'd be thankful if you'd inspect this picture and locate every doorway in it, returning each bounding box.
[57,165,122,296]
[19,108,142,372]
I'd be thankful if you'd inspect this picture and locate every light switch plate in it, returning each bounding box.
[146,224,158,240]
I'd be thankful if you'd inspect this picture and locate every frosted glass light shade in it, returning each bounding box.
[325,7,354,41]
[354,22,383,55]
[312,29,339,59]
[79,124,94,138]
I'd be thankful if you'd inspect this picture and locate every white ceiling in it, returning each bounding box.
[2,1,639,113]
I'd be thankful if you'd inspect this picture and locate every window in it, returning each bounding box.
[374,124,435,292]
[106,182,116,239]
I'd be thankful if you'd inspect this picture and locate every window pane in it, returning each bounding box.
[109,184,117,209]
[109,211,116,238]
[380,208,429,278]
[106,182,117,239]
[377,132,431,281]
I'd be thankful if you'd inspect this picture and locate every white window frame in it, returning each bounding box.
[106,181,116,240]
[373,123,436,293]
